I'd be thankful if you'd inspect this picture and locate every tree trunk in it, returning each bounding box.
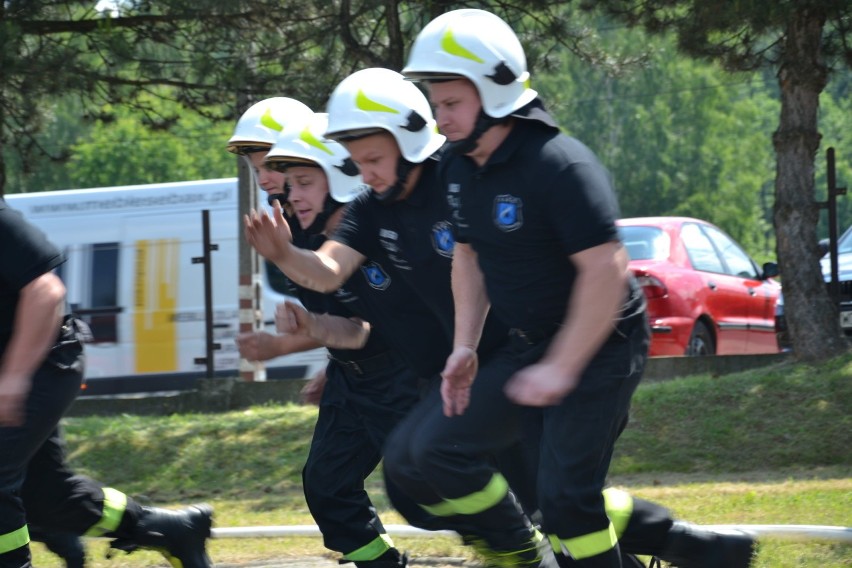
[773,8,849,361]
[0,0,5,197]
[0,141,5,198]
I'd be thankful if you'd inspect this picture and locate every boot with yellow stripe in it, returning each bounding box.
[352,548,408,567]
[462,528,559,568]
[29,529,86,568]
[108,504,213,568]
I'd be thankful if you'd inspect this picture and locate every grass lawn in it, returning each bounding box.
[31,351,852,567]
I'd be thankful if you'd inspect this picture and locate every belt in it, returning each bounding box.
[328,350,397,376]
[508,325,560,346]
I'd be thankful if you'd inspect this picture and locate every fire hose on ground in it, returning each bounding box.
[210,524,852,543]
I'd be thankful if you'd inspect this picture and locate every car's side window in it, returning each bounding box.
[681,223,725,274]
[704,225,759,279]
[619,226,669,260]
[839,227,852,255]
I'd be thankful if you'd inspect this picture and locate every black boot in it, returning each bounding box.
[621,553,646,568]
[353,548,408,567]
[660,522,755,568]
[553,545,623,567]
[109,504,213,568]
[31,530,86,568]
[463,528,559,567]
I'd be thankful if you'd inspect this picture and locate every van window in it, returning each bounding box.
[54,247,67,284]
[85,242,121,343]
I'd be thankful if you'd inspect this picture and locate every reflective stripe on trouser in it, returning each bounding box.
[84,487,128,536]
[548,523,618,560]
[420,473,509,517]
[0,526,29,555]
[304,359,420,559]
[381,353,538,545]
[342,534,394,562]
[537,318,647,553]
[416,472,543,565]
[602,488,634,539]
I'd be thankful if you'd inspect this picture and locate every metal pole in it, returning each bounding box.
[827,148,840,304]
[192,209,220,378]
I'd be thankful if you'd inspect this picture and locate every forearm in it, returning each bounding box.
[0,273,65,379]
[273,246,347,294]
[274,333,323,355]
[545,245,628,377]
[451,243,490,350]
[309,315,370,349]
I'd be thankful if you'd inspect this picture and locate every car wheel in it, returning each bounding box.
[686,320,715,356]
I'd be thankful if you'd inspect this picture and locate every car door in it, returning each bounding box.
[703,225,779,353]
[680,222,750,354]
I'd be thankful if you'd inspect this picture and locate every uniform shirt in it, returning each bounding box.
[333,159,507,354]
[294,223,449,377]
[440,100,632,332]
[0,198,65,356]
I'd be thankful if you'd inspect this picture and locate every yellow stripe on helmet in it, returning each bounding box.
[355,89,400,114]
[441,27,484,63]
[260,108,284,131]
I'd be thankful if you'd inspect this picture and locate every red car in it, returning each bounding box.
[617,217,781,356]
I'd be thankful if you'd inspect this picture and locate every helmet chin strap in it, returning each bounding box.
[267,192,288,208]
[304,194,343,235]
[374,157,416,203]
[447,109,508,155]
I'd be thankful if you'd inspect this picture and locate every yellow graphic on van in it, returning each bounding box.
[134,239,178,372]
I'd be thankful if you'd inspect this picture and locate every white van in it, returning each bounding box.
[5,178,327,395]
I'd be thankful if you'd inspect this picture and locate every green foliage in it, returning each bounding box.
[66,94,234,188]
[6,1,850,255]
[589,0,851,73]
[0,0,602,196]
[1,97,90,193]
[538,29,784,261]
[64,403,318,500]
[815,83,852,238]
[615,353,852,474]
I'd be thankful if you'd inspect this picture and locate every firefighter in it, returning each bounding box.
[261,111,435,567]
[397,8,756,568]
[1,194,212,568]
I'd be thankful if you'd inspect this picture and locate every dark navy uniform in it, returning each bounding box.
[290,225,444,566]
[444,100,650,553]
[379,102,652,565]
[333,157,508,355]
[332,164,549,541]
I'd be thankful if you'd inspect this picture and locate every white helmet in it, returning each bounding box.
[324,68,445,164]
[226,97,313,155]
[265,113,369,203]
[402,9,537,118]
